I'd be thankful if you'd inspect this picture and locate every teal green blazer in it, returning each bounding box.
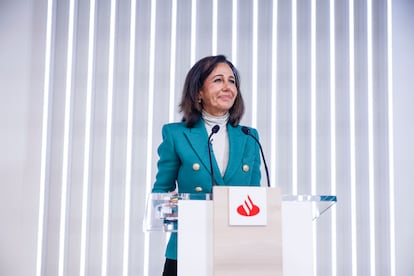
[152,119,262,260]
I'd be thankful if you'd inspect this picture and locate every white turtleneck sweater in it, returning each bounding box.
[202,110,229,177]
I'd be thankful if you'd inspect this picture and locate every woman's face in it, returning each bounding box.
[198,62,238,116]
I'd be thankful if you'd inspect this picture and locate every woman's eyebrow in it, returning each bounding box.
[211,74,235,79]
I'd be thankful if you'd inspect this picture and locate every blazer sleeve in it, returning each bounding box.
[152,124,180,193]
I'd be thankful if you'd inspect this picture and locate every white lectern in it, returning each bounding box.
[144,187,336,276]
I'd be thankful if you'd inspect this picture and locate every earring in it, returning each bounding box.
[198,98,202,104]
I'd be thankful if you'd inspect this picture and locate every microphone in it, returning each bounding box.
[241,126,270,187]
[207,125,220,187]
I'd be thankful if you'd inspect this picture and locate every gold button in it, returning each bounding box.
[195,186,203,192]
[192,163,200,171]
[242,164,249,172]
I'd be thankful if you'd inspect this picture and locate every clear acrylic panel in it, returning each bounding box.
[143,192,336,232]
[143,193,212,232]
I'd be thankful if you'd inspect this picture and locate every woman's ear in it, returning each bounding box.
[197,90,203,103]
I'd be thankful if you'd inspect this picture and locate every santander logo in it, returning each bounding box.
[229,187,267,225]
[236,195,260,217]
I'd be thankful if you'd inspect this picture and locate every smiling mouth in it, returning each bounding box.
[220,95,234,101]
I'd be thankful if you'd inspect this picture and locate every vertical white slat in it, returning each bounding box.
[101,0,117,275]
[310,1,317,274]
[349,0,358,274]
[169,0,177,122]
[270,0,278,188]
[329,0,338,275]
[191,0,197,64]
[232,0,238,64]
[58,0,76,274]
[366,0,376,275]
[251,0,258,128]
[36,0,55,275]
[79,0,96,274]
[144,0,157,275]
[386,0,396,275]
[212,0,217,55]
[122,0,137,275]
[292,0,298,195]
[144,0,157,218]
[310,0,317,195]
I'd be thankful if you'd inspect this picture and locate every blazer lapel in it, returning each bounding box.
[183,120,224,185]
[223,125,247,182]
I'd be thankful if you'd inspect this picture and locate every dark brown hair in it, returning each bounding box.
[179,55,245,128]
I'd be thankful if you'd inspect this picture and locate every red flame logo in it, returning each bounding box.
[236,195,260,216]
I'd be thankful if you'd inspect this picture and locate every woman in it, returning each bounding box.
[152,55,262,276]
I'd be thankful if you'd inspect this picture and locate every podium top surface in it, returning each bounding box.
[148,191,337,203]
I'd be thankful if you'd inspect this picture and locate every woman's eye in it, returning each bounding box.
[213,78,222,83]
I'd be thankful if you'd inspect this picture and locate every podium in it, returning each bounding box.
[144,187,336,276]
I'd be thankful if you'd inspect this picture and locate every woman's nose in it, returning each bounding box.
[222,80,229,90]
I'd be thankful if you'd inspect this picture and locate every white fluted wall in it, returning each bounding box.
[1,0,413,275]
